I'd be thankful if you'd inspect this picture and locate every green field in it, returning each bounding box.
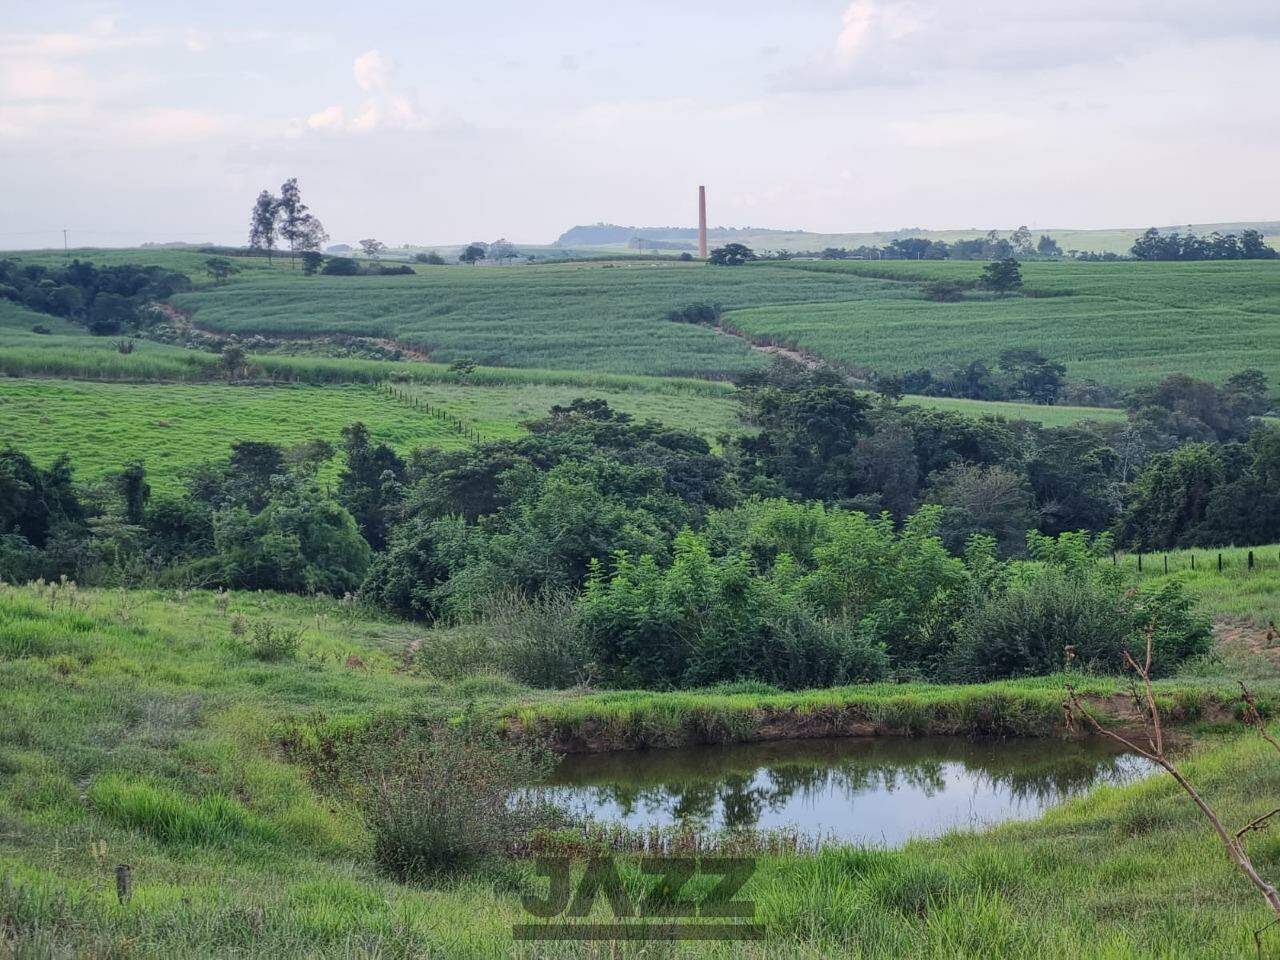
[727,259,1280,390]
[0,373,1128,493]
[0,380,468,489]
[169,261,908,378]
[4,582,1280,958]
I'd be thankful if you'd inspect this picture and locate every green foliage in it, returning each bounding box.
[707,243,757,266]
[214,482,370,595]
[364,723,554,881]
[246,621,304,662]
[981,257,1023,292]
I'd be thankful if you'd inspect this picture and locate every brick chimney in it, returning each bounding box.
[698,185,708,260]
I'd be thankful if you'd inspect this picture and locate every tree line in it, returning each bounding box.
[1130,227,1278,261]
[8,358,1271,689]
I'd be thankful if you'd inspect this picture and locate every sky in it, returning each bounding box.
[2,0,1279,248]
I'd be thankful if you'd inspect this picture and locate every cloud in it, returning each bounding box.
[353,49,394,92]
[797,0,1280,92]
[296,50,425,134]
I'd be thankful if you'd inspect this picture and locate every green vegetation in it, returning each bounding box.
[0,380,466,489]
[734,259,1280,390]
[169,261,904,377]
[2,582,1279,958]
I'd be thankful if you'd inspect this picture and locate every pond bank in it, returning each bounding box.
[504,679,1233,754]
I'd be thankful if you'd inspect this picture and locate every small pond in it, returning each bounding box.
[538,737,1155,846]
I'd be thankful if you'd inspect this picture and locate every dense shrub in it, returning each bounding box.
[366,724,555,881]
[320,257,361,276]
[579,520,897,689]
[482,588,591,688]
[213,482,370,594]
[947,536,1210,681]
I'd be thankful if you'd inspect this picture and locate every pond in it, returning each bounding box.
[538,736,1155,846]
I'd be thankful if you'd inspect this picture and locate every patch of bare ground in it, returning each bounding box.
[1216,616,1280,665]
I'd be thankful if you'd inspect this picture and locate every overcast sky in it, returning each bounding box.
[2,0,1278,248]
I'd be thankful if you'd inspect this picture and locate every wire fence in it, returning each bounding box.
[1116,548,1280,576]
[380,381,486,442]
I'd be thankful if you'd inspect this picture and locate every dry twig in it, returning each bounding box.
[1063,631,1280,957]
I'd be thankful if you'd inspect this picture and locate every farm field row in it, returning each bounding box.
[732,259,1280,389]
[169,260,909,378]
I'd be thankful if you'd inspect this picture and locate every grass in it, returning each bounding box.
[0,372,1131,495]
[1118,544,1280,624]
[3,583,1280,957]
[0,379,469,489]
[736,259,1280,390]
[169,260,906,378]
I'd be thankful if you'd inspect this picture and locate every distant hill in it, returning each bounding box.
[556,221,1280,256]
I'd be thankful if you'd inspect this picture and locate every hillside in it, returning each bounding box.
[558,220,1280,256]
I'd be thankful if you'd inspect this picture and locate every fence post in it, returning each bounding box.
[1249,550,1255,571]
[1191,554,1195,571]
[1163,555,1168,574]
[1137,553,1142,573]
[1218,552,1223,572]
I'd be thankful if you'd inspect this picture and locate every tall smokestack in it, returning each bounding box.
[698,185,708,259]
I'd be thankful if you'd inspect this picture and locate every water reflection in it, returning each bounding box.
[537,737,1153,845]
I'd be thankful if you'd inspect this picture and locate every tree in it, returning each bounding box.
[1009,225,1034,256]
[276,178,326,267]
[117,462,150,526]
[338,422,406,550]
[300,251,324,275]
[998,348,1065,404]
[296,216,329,257]
[1241,230,1279,260]
[359,238,387,259]
[414,251,446,265]
[248,190,280,263]
[220,344,247,379]
[981,257,1022,293]
[205,257,235,285]
[707,243,757,266]
[459,243,487,265]
[925,462,1037,556]
[1036,234,1063,257]
[488,238,517,264]
[214,482,370,595]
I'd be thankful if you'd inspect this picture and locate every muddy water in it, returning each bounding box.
[539,736,1154,845]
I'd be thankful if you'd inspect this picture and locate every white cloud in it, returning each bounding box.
[297,50,425,134]
[353,49,394,92]
[836,1,875,60]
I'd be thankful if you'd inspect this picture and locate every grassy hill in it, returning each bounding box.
[727,259,1280,391]
[560,220,1280,256]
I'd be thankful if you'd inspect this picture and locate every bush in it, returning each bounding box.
[947,569,1128,681]
[921,280,970,302]
[320,257,361,276]
[213,483,370,595]
[483,588,591,689]
[666,302,723,326]
[30,324,51,335]
[366,724,555,881]
[947,563,1210,681]
[246,621,303,661]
